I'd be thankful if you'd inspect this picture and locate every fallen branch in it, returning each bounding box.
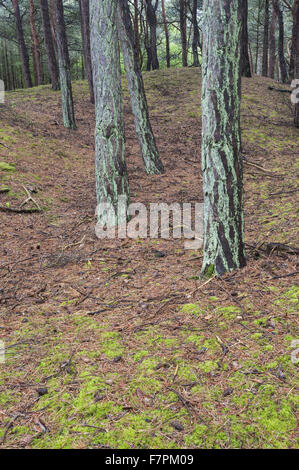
[0,205,41,213]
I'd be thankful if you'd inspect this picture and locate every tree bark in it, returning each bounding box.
[53,0,76,129]
[40,0,59,90]
[272,0,288,83]
[144,0,159,70]
[117,0,164,175]
[294,0,299,127]
[289,0,298,80]
[90,0,129,228]
[240,0,251,77]
[161,0,170,68]
[29,0,42,86]
[179,0,188,67]
[11,0,32,88]
[79,0,94,103]
[201,0,246,276]
[192,0,200,67]
[262,0,269,77]
[268,5,277,78]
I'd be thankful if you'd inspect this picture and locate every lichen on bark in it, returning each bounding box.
[90,0,129,228]
[201,0,246,276]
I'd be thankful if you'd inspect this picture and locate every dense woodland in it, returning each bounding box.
[0,0,298,451]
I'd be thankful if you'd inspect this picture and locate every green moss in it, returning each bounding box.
[180,303,201,316]
[0,162,16,171]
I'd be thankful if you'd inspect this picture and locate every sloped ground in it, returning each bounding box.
[0,68,298,449]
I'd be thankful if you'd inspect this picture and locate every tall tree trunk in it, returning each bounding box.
[144,0,159,70]
[240,0,251,77]
[262,0,269,77]
[255,0,262,73]
[289,0,298,80]
[268,5,277,78]
[90,0,129,228]
[192,0,200,67]
[11,0,32,88]
[272,0,288,83]
[29,0,42,86]
[161,0,170,68]
[201,0,246,277]
[79,0,94,103]
[53,0,76,129]
[294,0,299,127]
[134,0,142,66]
[179,0,188,67]
[117,0,164,174]
[40,0,59,90]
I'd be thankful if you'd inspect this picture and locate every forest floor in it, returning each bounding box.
[0,68,298,449]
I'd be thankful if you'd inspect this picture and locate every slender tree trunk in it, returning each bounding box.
[79,0,94,103]
[289,0,298,80]
[144,0,159,70]
[11,0,32,88]
[134,0,142,66]
[272,0,288,83]
[90,0,129,228]
[192,0,200,67]
[53,0,76,129]
[294,0,299,127]
[40,0,59,90]
[262,0,269,77]
[240,0,251,77]
[179,0,188,67]
[255,0,262,74]
[117,0,164,174]
[268,5,277,78]
[29,0,42,86]
[161,0,170,68]
[201,0,246,277]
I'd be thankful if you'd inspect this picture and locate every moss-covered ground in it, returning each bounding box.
[0,69,298,448]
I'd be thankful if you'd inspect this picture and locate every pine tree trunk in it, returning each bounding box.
[53,0,76,129]
[272,0,288,83]
[289,0,298,80]
[11,0,32,88]
[240,0,251,77]
[294,0,299,127]
[161,0,170,68]
[79,0,94,104]
[179,0,188,67]
[29,0,42,86]
[201,0,246,277]
[262,0,269,77]
[192,0,200,67]
[40,0,59,90]
[133,0,141,66]
[90,0,130,227]
[268,5,277,78]
[145,0,159,70]
[117,0,164,175]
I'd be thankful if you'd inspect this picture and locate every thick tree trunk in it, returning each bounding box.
[53,0,76,129]
[192,0,200,67]
[294,0,299,127]
[240,0,251,77]
[179,0,188,67]
[40,0,59,90]
[11,0,32,88]
[161,0,170,68]
[268,5,277,78]
[79,0,94,103]
[262,0,269,77]
[90,0,129,228]
[272,0,288,83]
[201,0,246,276]
[145,0,159,70]
[29,0,42,86]
[117,0,164,175]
